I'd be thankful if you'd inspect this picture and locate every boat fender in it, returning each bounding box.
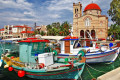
[53,50,57,56]
[18,70,25,77]
[11,56,14,59]
[8,67,13,71]
[109,43,113,50]
[39,63,45,69]
[78,50,86,57]
[0,59,3,67]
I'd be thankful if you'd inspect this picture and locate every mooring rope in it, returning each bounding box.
[86,63,105,73]
[86,66,94,78]
[77,65,82,80]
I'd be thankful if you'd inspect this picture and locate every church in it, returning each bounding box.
[73,2,108,39]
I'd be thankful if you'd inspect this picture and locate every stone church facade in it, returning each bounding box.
[73,2,108,39]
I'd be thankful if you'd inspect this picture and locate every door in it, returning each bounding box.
[65,41,70,53]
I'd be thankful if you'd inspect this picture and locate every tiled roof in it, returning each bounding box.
[21,31,34,33]
[0,28,4,31]
[13,25,31,28]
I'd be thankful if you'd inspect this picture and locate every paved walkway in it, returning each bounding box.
[97,67,120,80]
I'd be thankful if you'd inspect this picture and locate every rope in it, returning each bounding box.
[86,63,105,73]
[86,66,94,78]
[77,65,82,80]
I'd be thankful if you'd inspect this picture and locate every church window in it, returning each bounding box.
[75,9,76,13]
[97,11,98,14]
[90,11,92,14]
[85,18,90,26]
[75,8,78,13]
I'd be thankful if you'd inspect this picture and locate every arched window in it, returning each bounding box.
[80,30,84,38]
[91,30,95,38]
[85,18,90,26]
[75,9,76,13]
[75,8,78,13]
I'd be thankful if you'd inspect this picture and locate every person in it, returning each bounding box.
[107,36,109,41]
[111,35,115,41]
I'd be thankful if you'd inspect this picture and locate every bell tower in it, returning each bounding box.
[73,2,82,37]
[73,2,82,18]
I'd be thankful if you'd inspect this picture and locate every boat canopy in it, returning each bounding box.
[60,36,79,41]
[0,40,12,43]
[18,39,49,43]
[41,36,65,40]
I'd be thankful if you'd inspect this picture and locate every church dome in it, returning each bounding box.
[84,3,101,12]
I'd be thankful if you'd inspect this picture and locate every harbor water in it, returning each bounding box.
[0,43,120,80]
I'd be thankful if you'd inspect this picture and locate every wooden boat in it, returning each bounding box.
[56,36,119,63]
[1,38,85,80]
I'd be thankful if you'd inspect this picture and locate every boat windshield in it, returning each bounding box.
[73,40,82,48]
[31,42,45,55]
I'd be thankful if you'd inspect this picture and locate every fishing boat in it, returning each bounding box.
[1,38,85,80]
[56,36,119,63]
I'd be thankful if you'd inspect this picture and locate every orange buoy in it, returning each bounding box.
[18,70,25,77]
[39,63,45,68]
[11,56,14,59]
[8,67,13,71]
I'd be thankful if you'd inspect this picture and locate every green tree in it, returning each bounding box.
[60,21,71,36]
[46,25,52,31]
[108,0,120,25]
[32,29,39,35]
[40,31,46,36]
[46,21,72,36]
[108,24,120,39]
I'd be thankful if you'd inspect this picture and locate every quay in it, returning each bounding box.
[97,67,120,80]
[96,40,120,80]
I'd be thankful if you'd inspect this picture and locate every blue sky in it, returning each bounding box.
[0,0,113,28]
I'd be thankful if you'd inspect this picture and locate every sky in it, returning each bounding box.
[0,0,113,28]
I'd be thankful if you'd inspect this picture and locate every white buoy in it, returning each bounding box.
[0,59,3,67]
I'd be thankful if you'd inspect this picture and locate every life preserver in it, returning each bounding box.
[53,50,58,56]
[78,49,86,57]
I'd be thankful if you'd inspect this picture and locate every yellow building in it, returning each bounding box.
[73,2,108,39]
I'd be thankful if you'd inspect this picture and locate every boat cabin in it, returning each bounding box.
[59,36,98,55]
[60,36,79,54]
[18,39,50,63]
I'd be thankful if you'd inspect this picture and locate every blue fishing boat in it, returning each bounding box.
[1,38,85,80]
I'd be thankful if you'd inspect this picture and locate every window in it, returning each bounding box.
[97,11,98,14]
[31,42,45,56]
[75,8,78,14]
[85,18,90,26]
[71,40,74,45]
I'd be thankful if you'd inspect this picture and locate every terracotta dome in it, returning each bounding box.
[84,3,101,11]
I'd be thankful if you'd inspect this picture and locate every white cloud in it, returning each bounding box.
[0,0,32,10]
[48,14,61,19]
[12,18,38,22]
[0,0,113,27]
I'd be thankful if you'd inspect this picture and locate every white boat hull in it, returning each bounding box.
[85,48,119,63]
